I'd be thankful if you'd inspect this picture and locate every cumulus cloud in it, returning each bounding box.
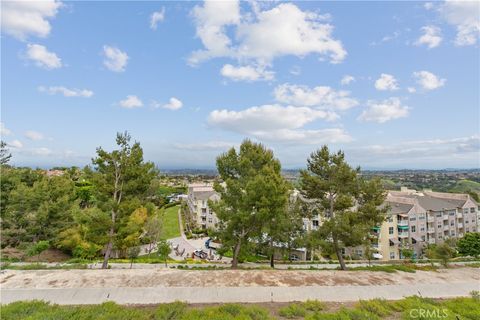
[38,86,93,98]
[159,97,183,110]
[274,83,358,111]
[8,140,23,149]
[358,98,409,123]
[119,95,143,109]
[440,0,480,46]
[103,45,129,72]
[207,104,351,144]
[189,1,346,66]
[1,0,62,40]
[220,64,274,81]
[413,71,446,90]
[415,26,442,48]
[407,87,416,93]
[150,7,165,30]
[26,44,62,69]
[374,73,399,91]
[1,122,12,136]
[25,130,45,141]
[340,75,355,85]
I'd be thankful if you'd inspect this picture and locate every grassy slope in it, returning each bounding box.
[451,179,480,193]
[2,296,479,320]
[161,205,181,240]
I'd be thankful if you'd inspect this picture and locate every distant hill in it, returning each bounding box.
[450,179,480,193]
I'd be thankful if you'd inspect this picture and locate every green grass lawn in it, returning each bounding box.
[2,296,479,320]
[161,205,181,239]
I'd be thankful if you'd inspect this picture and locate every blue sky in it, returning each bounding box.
[1,0,479,169]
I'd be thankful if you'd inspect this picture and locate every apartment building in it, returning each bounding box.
[186,183,220,230]
[375,188,479,260]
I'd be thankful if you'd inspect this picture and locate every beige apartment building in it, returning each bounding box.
[374,188,479,260]
[186,183,220,230]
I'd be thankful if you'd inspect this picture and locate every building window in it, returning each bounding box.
[464,208,469,214]
[466,228,470,232]
[438,235,443,239]
[437,224,442,229]
[470,207,476,213]
[312,220,319,227]
[390,252,395,259]
[436,212,442,217]
[419,215,425,220]
[465,220,469,224]
[420,227,425,232]
[450,221,454,226]
[411,226,416,233]
[449,211,455,216]
[421,235,425,241]
[208,218,212,223]
[450,231,455,236]
[387,217,393,223]
[389,227,394,235]
[410,217,416,221]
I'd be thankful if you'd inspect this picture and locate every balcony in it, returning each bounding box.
[443,225,450,231]
[428,238,436,244]
[458,223,463,228]
[457,212,463,219]
[398,220,409,227]
[427,216,434,222]
[398,231,409,238]
[443,215,449,220]
[427,228,435,233]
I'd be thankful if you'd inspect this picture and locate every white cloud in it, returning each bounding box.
[103,45,129,72]
[119,95,143,109]
[160,97,183,110]
[349,135,479,167]
[340,75,355,85]
[374,73,399,91]
[25,130,45,141]
[274,83,358,111]
[207,104,351,144]
[440,0,480,46]
[190,1,346,66]
[424,2,434,10]
[38,86,93,98]
[415,25,442,48]
[1,0,62,40]
[358,98,409,123]
[26,44,62,69]
[150,7,165,30]
[413,71,446,90]
[407,87,416,93]
[31,147,53,156]
[173,141,238,151]
[8,140,23,149]
[1,123,12,136]
[220,64,274,81]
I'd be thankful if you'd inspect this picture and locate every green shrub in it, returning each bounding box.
[357,299,393,317]
[155,301,187,320]
[302,300,325,312]
[278,303,307,318]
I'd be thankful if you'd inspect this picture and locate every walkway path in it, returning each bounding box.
[1,267,478,304]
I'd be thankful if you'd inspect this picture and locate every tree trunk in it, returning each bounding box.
[333,238,347,270]
[102,223,115,269]
[231,239,242,269]
[269,240,275,268]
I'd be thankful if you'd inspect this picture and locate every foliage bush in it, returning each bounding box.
[278,303,307,318]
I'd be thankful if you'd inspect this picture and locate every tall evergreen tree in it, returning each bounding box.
[91,132,156,269]
[300,146,387,270]
[0,140,12,165]
[211,139,289,269]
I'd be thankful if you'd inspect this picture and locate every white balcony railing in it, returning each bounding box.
[458,223,463,228]
[398,231,409,238]
[398,220,409,227]
[427,228,435,233]
[427,216,434,222]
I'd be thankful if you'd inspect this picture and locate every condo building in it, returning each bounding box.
[186,183,220,230]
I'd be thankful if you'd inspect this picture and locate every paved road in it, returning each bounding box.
[1,282,478,305]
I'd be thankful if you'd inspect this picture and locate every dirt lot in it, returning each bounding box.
[1,267,478,289]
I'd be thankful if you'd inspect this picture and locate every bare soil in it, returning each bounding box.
[1,267,478,289]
